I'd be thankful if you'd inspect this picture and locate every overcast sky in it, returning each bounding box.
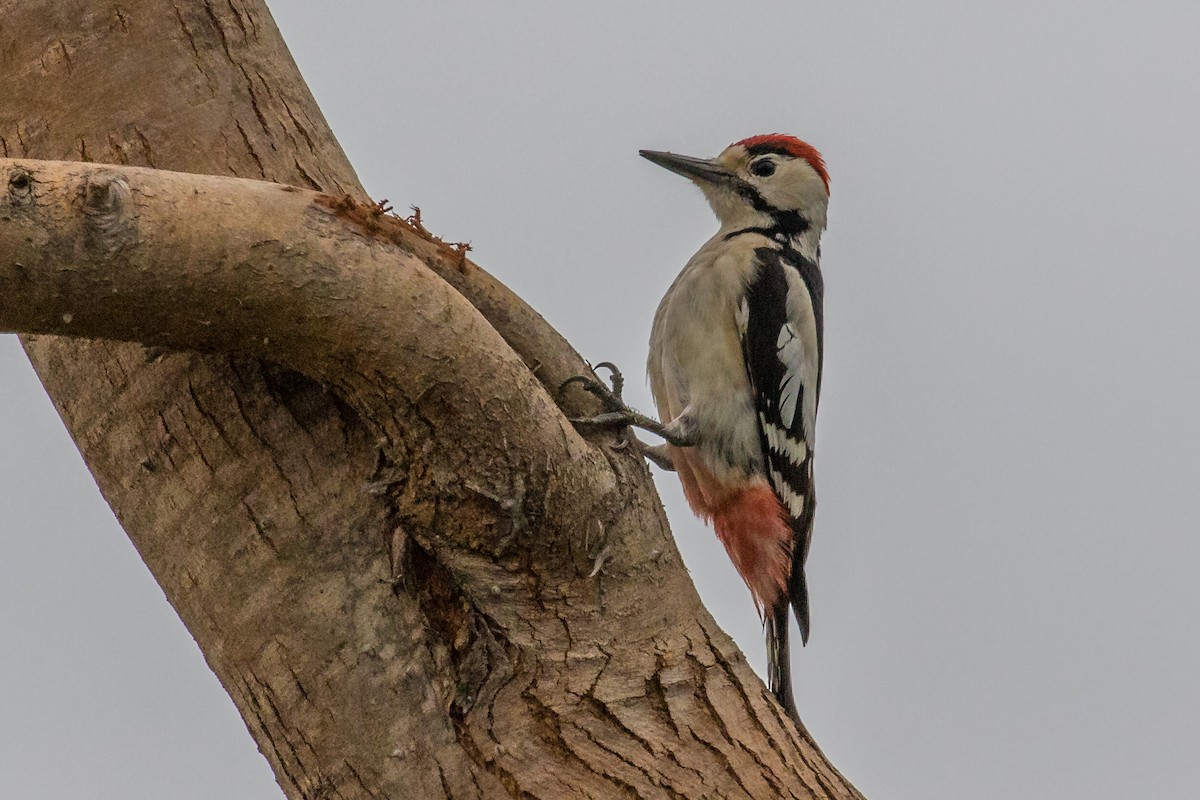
[3,2,1200,798]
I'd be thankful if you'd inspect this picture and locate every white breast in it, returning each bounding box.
[648,232,769,480]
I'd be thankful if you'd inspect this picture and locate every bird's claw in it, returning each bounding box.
[592,362,625,404]
[560,362,626,412]
[562,361,691,451]
[563,363,644,443]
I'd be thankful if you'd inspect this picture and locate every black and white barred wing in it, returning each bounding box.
[738,246,824,642]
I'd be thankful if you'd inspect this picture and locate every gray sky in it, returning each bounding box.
[3,1,1200,797]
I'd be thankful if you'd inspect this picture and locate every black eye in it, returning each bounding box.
[750,158,776,177]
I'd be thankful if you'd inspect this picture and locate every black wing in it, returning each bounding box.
[738,245,823,644]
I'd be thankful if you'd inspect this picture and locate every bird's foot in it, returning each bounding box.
[560,362,691,449]
[623,439,676,472]
[561,361,628,413]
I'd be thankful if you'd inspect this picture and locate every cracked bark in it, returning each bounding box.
[0,2,866,798]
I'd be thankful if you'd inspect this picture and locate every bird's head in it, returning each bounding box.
[641,134,829,237]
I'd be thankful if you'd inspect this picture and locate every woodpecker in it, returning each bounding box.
[569,134,829,726]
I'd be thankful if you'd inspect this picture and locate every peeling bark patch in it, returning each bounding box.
[105,133,135,165]
[645,662,682,739]
[225,0,251,38]
[237,119,267,178]
[185,377,241,454]
[452,723,525,799]
[436,765,454,800]
[558,718,673,800]
[238,63,274,136]
[172,3,217,92]
[241,498,278,553]
[239,0,261,38]
[173,3,202,59]
[314,194,473,271]
[225,360,310,523]
[57,39,73,74]
[700,621,805,766]
[133,126,156,168]
[282,97,318,152]
[238,672,321,798]
[293,157,321,190]
[202,0,236,62]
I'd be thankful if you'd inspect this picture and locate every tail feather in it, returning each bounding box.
[765,602,802,727]
[790,558,810,646]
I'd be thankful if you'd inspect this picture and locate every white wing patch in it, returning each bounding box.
[781,268,820,443]
[761,415,809,465]
[770,468,807,518]
[776,323,804,429]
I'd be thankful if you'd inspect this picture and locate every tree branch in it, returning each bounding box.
[0,155,620,558]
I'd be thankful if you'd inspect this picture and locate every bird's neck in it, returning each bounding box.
[718,214,823,264]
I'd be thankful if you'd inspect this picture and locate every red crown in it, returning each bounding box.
[734,134,829,193]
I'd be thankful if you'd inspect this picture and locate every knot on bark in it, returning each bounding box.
[5,165,36,210]
[79,170,136,253]
[8,166,34,199]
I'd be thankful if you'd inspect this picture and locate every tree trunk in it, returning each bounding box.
[0,3,864,798]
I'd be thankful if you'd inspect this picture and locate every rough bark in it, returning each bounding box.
[0,3,864,798]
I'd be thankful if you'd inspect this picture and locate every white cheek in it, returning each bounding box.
[758,163,829,223]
